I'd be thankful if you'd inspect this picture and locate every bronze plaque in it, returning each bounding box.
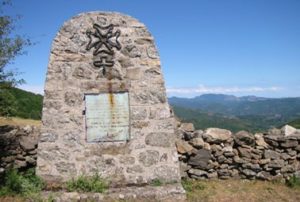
[85,92,129,142]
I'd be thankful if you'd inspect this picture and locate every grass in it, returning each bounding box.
[0,116,41,127]
[0,168,44,197]
[66,173,108,193]
[182,178,300,202]
[286,175,300,188]
[150,179,163,187]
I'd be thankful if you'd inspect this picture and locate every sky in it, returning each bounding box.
[3,0,300,98]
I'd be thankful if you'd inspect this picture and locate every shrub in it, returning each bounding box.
[181,178,205,192]
[286,175,300,188]
[0,168,44,196]
[66,173,108,193]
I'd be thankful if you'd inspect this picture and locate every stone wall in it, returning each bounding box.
[0,125,39,173]
[176,121,300,181]
[2,122,300,182]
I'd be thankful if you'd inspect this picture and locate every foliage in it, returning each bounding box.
[287,118,300,129]
[286,175,300,188]
[0,0,32,117]
[0,0,30,86]
[66,173,108,193]
[0,87,42,119]
[181,178,205,192]
[0,168,45,197]
[150,179,163,187]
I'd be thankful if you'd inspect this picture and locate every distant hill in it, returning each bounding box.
[1,87,43,120]
[287,118,300,129]
[169,94,300,132]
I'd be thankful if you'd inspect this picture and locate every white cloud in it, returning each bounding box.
[167,85,283,94]
[19,84,44,95]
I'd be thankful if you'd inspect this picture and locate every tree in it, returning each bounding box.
[0,0,31,116]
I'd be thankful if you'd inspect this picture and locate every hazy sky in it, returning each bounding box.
[4,0,300,98]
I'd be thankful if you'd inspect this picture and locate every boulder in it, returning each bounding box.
[193,130,204,138]
[242,169,256,177]
[237,147,252,159]
[254,133,268,148]
[175,139,194,154]
[234,131,255,146]
[268,159,285,169]
[180,123,195,132]
[188,149,211,169]
[264,150,281,160]
[281,125,297,136]
[19,136,37,151]
[203,128,232,143]
[189,137,204,149]
[280,140,298,148]
[188,168,208,177]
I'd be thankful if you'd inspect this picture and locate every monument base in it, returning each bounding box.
[42,184,186,202]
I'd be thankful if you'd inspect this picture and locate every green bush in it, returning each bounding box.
[286,175,300,188]
[181,178,206,192]
[66,173,108,193]
[0,168,45,196]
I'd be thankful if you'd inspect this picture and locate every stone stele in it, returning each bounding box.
[36,12,181,186]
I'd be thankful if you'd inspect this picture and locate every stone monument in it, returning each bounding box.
[37,12,181,187]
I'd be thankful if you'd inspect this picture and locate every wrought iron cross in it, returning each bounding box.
[86,23,121,75]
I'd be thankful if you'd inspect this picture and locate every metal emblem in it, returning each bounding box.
[86,24,121,75]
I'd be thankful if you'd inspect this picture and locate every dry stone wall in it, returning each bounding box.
[1,122,300,183]
[176,122,300,181]
[0,125,39,173]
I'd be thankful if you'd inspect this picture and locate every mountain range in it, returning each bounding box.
[169,94,300,132]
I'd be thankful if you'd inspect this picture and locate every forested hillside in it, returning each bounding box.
[0,88,43,120]
[170,94,300,132]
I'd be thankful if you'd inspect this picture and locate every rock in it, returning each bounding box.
[40,133,58,142]
[280,140,298,148]
[203,128,232,143]
[254,133,268,148]
[281,125,297,136]
[180,123,195,132]
[203,142,211,150]
[257,171,272,180]
[193,130,204,138]
[268,159,285,169]
[188,168,208,177]
[175,139,194,154]
[281,165,296,173]
[139,150,159,167]
[188,149,211,169]
[23,125,33,134]
[19,136,37,151]
[0,168,4,174]
[268,128,282,136]
[264,150,281,160]
[189,137,204,149]
[242,169,256,177]
[234,131,255,146]
[237,147,252,159]
[264,135,280,147]
[145,133,174,148]
[207,172,218,179]
[14,160,27,169]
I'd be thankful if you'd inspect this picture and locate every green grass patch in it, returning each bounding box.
[150,179,163,187]
[286,175,300,188]
[181,178,206,192]
[66,173,108,193]
[0,168,44,197]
